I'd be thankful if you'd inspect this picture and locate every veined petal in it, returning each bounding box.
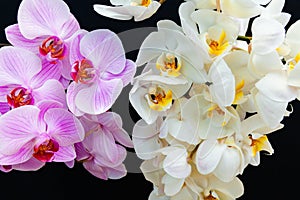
[208,59,235,106]
[5,24,44,54]
[255,71,297,102]
[69,29,88,65]
[13,157,45,171]
[52,145,76,162]
[195,140,226,174]
[162,174,185,196]
[18,0,72,39]
[214,148,241,182]
[80,29,126,74]
[0,46,41,86]
[0,142,34,165]
[0,106,43,155]
[102,59,136,86]
[44,108,85,145]
[66,82,86,116]
[251,17,285,55]
[255,92,288,128]
[33,79,67,108]
[132,119,162,160]
[75,79,123,115]
[59,14,80,40]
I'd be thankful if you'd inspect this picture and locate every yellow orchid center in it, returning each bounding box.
[233,79,245,104]
[289,52,300,70]
[131,0,151,6]
[146,86,173,111]
[156,54,181,77]
[141,0,151,6]
[249,134,270,157]
[207,30,229,56]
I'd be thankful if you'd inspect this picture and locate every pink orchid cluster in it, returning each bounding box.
[0,0,136,180]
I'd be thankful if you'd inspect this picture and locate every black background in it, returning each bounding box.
[0,0,300,199]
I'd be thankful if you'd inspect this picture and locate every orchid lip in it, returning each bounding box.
[39,36,66,62]
[70,59,96,84]
[7,87,34,109]
[33,139,59,162]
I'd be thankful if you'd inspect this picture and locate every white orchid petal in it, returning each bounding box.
[195,140,226,174]
[162,174,185,196]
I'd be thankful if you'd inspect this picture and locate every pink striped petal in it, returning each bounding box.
[52,145,76,162]
[13,157,45,171]
[75,79,123,115]
[59,14,80,40]
[102,59,136,86]
[0,106,44,155]
[5,24,45,54]
[0,46,41,86]
[44,108,85,146]
[0,142,34,165]
[33,79,67,108]
[18,0,71,39]
[66,82,86,116]
[80,29,126,74]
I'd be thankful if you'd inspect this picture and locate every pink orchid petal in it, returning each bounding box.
[0,102,10,115]
[33,79,67,108]
[59,76,71,89]
[13,157,45,171]
[36,100,64,125]
[69,29,88,65]
[102,59,136,86]
[75,142,90,161]
[93,129,127,167]
[75,79,123,115]
[65,160,75,168]
[18,0,71,39]
[104,164,127,179]
[0,46,41,86]
[80,29,126,74]
[0,106,44,155]
[5,24,45,54]
[95,112,133,148]
[52,145,76,162]
[0,142,34,165]
[59,14,80,40]
[30,61,62,88]
[44,108,85,146]
[83,161,108,180]
[66,82,86,116]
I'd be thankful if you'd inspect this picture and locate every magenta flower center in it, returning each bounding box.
[39,36,66,61]
[33,139,59,162]
[70,59,96,84]
[7,87,34,109]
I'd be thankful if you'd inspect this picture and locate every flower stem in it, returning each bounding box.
[216,0,221,12]
[0,43,10,47]
[237,35,252,43]
[159,0,167,4]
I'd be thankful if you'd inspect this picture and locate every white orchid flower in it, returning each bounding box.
[129,69,191,124]
[195,136,245,182]
[186,168,244,199]
[136,20,207,83]
[239,114,282,167]
[93,0,161,22]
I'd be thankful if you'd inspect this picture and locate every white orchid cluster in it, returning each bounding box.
[127,0,300,199]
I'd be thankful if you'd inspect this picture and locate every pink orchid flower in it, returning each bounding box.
[66,29,136,116]
[0,101,85,166]
[5,0,80,81]
[0,46,66,114]
[75,112,133,180]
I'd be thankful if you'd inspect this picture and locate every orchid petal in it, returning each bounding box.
[0,106,43,155]
[52,145,76,162]
[80,29,126,74]
[18,0,71,39]
[0,46,41,86]
[44,108,85,145]
[75,79,123,115]
[195,140,226,174]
